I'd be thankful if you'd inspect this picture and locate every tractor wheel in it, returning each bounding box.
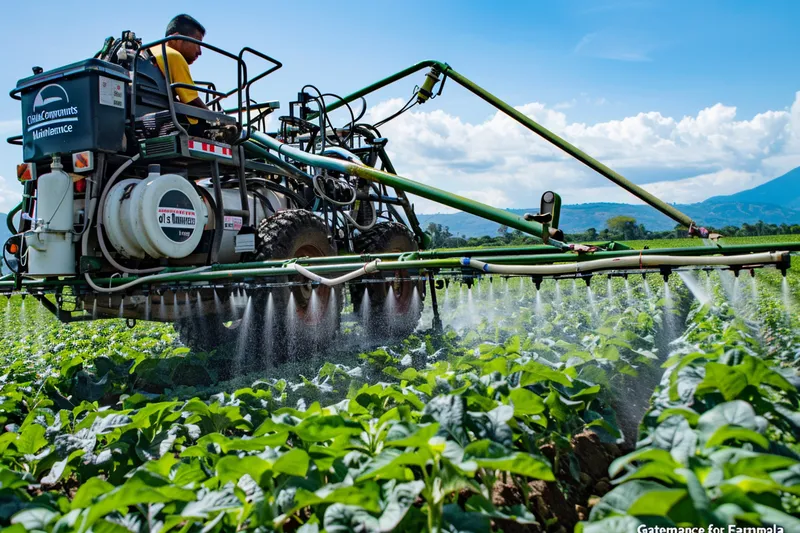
[253,209,343,361]
[350,222,425,340]
[174,314,226,354]
[173,305,257,379]
[173,311,238,354]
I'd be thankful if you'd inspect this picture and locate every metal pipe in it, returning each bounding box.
[311,60,696,229]
[246,130,561,246]
[463,252,788,276]
[1,241,796,292]
[244,141,314,183]
[443,68,696,229]
[307,60,437,119]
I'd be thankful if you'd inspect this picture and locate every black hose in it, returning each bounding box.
[243,177,308,207]
[320,93,357,146]
[374,92,417,129]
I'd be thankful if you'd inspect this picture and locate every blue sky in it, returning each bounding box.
[1,0,799,212]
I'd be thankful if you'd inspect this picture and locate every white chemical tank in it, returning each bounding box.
[103,166,208,259]
[25,158,76,277]
[204,186,287,263]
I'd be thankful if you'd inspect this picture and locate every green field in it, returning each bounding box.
[0,236,798,532]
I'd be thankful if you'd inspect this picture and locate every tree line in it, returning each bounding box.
[425,215,800,248]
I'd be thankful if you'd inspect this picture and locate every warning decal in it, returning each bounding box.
[99,76,125,109]
[158,190,197,243]
[188,139,232,158]
[223,215,243,231]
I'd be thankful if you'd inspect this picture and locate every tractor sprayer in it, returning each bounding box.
[2,30,797,358]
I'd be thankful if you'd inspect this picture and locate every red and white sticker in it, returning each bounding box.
[188,139,232,158]
[223,215,243,231]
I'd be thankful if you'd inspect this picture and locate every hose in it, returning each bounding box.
[91,154,168,275]
[312,174,357,207]
[461,251,789,277]
[83,265,212,294]
[7,201,22,235]
[292,260,380,286]
[342,208,377,232]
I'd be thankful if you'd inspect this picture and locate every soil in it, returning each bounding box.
[490,430,623,533]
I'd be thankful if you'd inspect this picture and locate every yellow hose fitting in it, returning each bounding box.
[417,66,441,104]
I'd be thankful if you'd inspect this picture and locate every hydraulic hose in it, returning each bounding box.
[91,154,168,275]
[461,251,789,276]
[83,265,212,294]
[6,201,22,235]
[292,259,381,286]
[82,156,138,265]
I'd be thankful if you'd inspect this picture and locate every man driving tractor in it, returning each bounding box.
[150,14,208,114]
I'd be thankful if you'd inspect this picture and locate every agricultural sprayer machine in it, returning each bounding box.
[2,30,798,361]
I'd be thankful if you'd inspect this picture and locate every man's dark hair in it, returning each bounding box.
[165,14,206,37]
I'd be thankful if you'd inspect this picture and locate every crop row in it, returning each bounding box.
[0,272,683,532]
[580,270,800,532]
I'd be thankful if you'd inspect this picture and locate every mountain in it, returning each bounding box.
[706,167,800,209]
[2,168,796,247]
[418,167,800,237]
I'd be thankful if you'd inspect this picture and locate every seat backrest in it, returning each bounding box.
[131,50,238,129]
[132,53,171,116]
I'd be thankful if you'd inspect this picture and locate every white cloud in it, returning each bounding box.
[365,92,800,213]
[573,31,654,62]
[0,175,22,214]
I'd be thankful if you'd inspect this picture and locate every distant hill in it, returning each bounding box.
[418,167,800,237]
[706,167,800,209]
[2,167,797,248]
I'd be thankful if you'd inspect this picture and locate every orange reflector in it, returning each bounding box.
[72,151,94,172]
[17,163,33,181]
[8,243,18,254]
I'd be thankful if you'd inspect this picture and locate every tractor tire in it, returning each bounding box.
[253,209,343,361]
[350,222,425,340]
[173,306,254,378]
[174,210,341,369]
[174,314,229,354]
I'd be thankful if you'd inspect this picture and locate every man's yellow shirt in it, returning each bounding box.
[150,45,199,124]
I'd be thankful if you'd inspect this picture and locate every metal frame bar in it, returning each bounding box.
[2,242,796,293]
[308,60,697,231]
[245,131,561,247]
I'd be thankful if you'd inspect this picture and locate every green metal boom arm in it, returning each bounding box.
[245,131,566,248]
[0,242,795,293]
[310,60,698,231]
